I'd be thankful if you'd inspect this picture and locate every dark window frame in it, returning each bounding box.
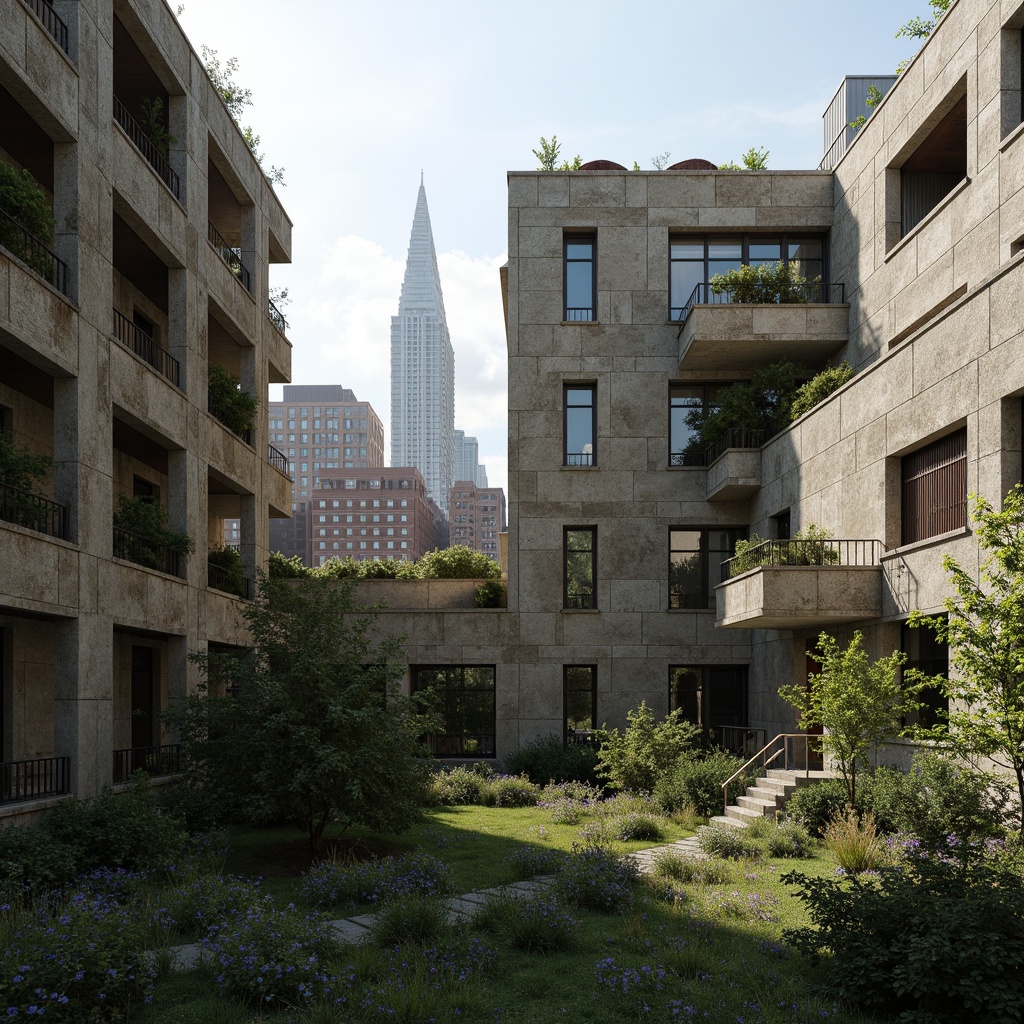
[669,382,736,466]
[564,233,596,322]
[900,427,967,545]
[410,664,496,759]
[900,619,949,730]
[564,526,597,609]
[564,383,597,466]
[563,664,597,739]
[668,526,747,609]
[668,664,749,728]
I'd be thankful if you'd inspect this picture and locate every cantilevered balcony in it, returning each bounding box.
[0,484,68,539]
[716,538,884,629]
[268,298,289,333]
[0,208,68,295]
[21,0,70,54]
[704,428,763,501]
[676,282,848,371]
[112,309,181,388]
[112,97,181,200]
[208,222,251,292]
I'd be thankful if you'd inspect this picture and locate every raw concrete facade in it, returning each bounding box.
[0,0,292,818]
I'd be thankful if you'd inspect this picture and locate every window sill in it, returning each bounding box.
[560,320,601,326]
[881,524,971,560]
[1000,120,1024,153]
[884,176,970,263]
[561,607,600,613]
[562,464,599,470]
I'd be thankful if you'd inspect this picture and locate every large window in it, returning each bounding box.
[901,620,948,729]
[669,665,748,728]
[564,527,597,609]
[901,428,967,544]
[670,234,825,319]
[669,383,732,465]
[565,385,596,466]
[412,665,496,758]
[564,234,596,321]
[564,665,596,738]
[669,527,746,608]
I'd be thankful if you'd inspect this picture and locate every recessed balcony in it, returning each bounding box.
[676,282,848,371]
[716,538,884,629]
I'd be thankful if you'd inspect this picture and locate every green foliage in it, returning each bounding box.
[596,702,701,793]
[684,359,806,451]
[0,823,79,904]
[909,485,1024,835]
[742,817,815,859]
[501,734,602,787]
[784,846,1024,1023]
[823,807,882,873]
[0,431,53,531]
[0,161,56,279]
[848,85,884,131]
[695,824,754,860]
[207,363,257,438]
[650,151,671,170]
[113,494,195,568]
[651,848,733,885]
[654,748,747,818]
[139,96,176,159]
[779,631,915,805]
[785,777,863,837]
[532,135,581,171]
[729,524,837,577]
[268,550,312,579]
[611,811,664,842]
[207,544,245,598]
[790,362,854,420]
[171,572,434,854]
[718,147,770,170]
[483,774,540,808]
[369,893,454,946]
[415,545,502,580]
[896,0,951,72]
[710,260,811,304]
[478,891,579,953]
[474,578,506,607]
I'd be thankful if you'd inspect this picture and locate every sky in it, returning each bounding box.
[176,0,932,499]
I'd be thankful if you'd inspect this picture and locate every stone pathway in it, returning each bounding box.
[166,839,707,971]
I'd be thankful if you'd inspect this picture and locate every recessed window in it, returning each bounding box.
[412,665,496,758]
[901,620,948,729]
[564,665,596,739]
[564,527,597,609]
[564,234,596,321]
[901,428,967,544]
[669,665,749,730]
[669,527,747,609]
[669,384,733,466]
[565,385,596,466]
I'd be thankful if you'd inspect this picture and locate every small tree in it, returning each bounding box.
[171,572,435,855]
[596,701,701,793]
[532,136,581,172]
[909,486,1024,836]
[779,631,916,805]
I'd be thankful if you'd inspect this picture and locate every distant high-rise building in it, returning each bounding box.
[448,482,506,561]
[453,429,490,492]
[391,180,455,512]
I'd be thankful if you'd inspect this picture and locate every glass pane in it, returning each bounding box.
[565,407,594,460]
[748,241,781,262]
[670,263,704,316]
[670,666,703,720]
[669,552,702,605]
[788,240,822,260]
[708,239,741,259]
[566,242,593,260]
[566,529,594,552]
[566,388,594,407]
[566,261,593,310]
[670,241,704,259]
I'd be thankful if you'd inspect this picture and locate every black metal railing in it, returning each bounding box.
[706,725,768,758]
[0,483,68,539]
[112,744,180,784]
[426,734,496,758]
[112,309,181,388]
[564,307,594,322]
[112,96,180,199]
[564,451,594,467]
[0,207,68,294]
[725,538,884,578]
[21,0,69,54]
[207,561,251,599]
[565,729,602,748]
[267,299,289,333]
[267,444,289,473]
[704,428,765,466]
[112,527,183,576]
[675,280,847,327]
[0,756,70,805]
[208,222,251,292]
[669,451,709,468]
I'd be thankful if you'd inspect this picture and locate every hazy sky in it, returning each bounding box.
[176,0,929,497]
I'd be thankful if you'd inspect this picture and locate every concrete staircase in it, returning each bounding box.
[711,768,836,830]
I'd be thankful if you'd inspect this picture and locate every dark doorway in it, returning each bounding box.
[130,645,156,750]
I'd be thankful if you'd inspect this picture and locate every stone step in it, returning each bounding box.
[745,784,787,804]
[736,794,778,815]
[753,776,795,795]
[766,768,836,786]
[725,803,763,823]
[710,814,747,830]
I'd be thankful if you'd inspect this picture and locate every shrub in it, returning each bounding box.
[597,702,701,793]
[503,735,602,787]
[762,819,814,859]
[0,430,52,495]
[207,364,258,438]
[695,824,757,860]
[784,778,858,836]
[655,749,747,818]
[112,494,195,567]
[302,852,455,910]
[368,893,454,947]
[502,847,566,882]
[701,888,780,923]
[478,891,579,954]
[650,849,733,886]
[790,361,854,420]
[428,765,489,806]
[0,162,55,280]
[612,812,665,842]
[268,550,312,579]
[207,544,246,597]
[556,844,641,913]
[483,774,540,808]
[709,261,811,304]
[729,524,838,576]
[474,578,506,608]
[414,545,502,580]
[824,808,882,874]
[0,824,78,904]
[157,874,264,939]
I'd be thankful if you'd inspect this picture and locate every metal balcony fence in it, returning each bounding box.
[0,756,70,805]
[267,444,289,473]
[21,0,69,54]
[671,427,765,469]
[112,96,181,199]
[0,483,68,538]
[0,207,68,294]
[112,526,183,576]
[206,391,254,445]
[207,560,251,599]
[112,744,181,784]
[208,222,251,292]
[112,309,181,387]
[675,280,847,327]
[724,538,884,578]
[267,299,289,332]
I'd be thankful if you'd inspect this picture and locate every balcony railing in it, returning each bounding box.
[267,444,289,474]
[208,222,251,292]
[565,451,594,467]
[267,299,289,333]
[0,207,68,294]
[112,309,181,388]
[0,483,68,539]
[565,307,595,322]
[671,428,765,469]
[207,561,251,599]
[207,393,255,445]
[112,96,180,199]
[706,724,768,758]
[21,0,69,54]
[675,280,847,328]
[112,744,181,785]
[0,756,70,805]
[112,527,183,576]
[565,729,601,748]
[725,538,884,578]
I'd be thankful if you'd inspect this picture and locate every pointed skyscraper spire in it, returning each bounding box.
[390,180,455,515]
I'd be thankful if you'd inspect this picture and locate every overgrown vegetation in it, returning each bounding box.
[710,260,811,303]
[718,146,770,170]
[729,523,838,576]
[207,364,257,439]
[139,96,176,160]
[112,494,194,570]
[0,430,53,530]
[532,135,582,171]
[0,160,56,278]
[269,544,502,582]
[790,361,854,420]
[207,544,246,598]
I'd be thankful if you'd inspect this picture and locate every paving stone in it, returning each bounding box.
[346,913,378,929]
[447,897,485,918]
[328,919,371,943]
[167,943,205,972]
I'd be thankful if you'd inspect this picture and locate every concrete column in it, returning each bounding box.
[168,267,188,391]
[52,377,80,543]
[52,142,78,302]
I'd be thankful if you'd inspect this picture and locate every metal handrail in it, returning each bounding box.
[0,483,68,539]
[267,299,289,332]
[675,280,847,330]
[112,744,180,784]
[564,307,594,322]
[112,96,180,199]
[208,222,251,292]
[722,733,818,815]
[267,444,289,473]
[207,560,251,599]
[707,724,768,757]
[704,428,765,466]
[725,538,884,578]
[0,756,71,804]
[112,526,183,576]
[112,308,181,387]
[21,0,69,54]
[0,207,68,294]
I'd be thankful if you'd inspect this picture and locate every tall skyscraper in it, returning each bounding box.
[390,179,455,512]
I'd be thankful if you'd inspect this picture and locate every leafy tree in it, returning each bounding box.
[171,572,435,854]
[139,97,176,160]
[532,136,581,171]
[207,364,257,438]
[414,544,502,580]
[779,631,916,805]
[909,485,1024,836]
[790,361,854,420]
[896,0,951,72]
[269,550,311,579]
[596,701,701,793]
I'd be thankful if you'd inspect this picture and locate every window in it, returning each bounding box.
[412,665,496,757]
[669,666,749,748]
[564,666,596,738]
[901,428,967,544]
[669,528,747,608]
[901,619,948,729]
[669,384,732,466]
[669,234,826,319]
[564,234,595,321]
[565,385,596,466]
[564,528,596,609]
